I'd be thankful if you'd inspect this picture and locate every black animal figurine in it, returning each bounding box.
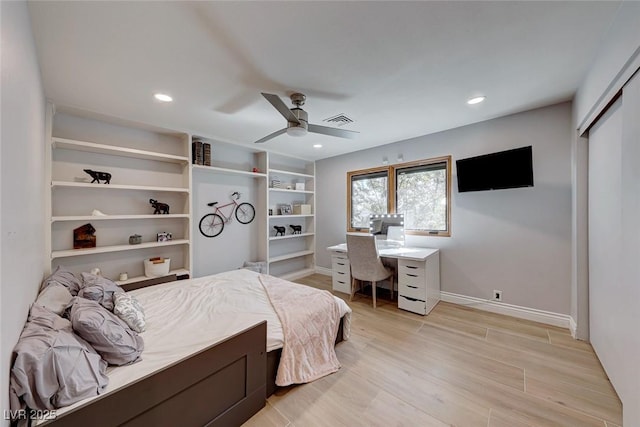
[273,226,286,236]
[84,169,111,184]
[289,224,302,234]
[149,199,170,214]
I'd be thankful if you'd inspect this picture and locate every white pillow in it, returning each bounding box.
[34,283,73,315]
[113,293,146,333]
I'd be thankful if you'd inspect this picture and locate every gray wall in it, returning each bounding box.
[1,1,46,420]
[317,102,572,314]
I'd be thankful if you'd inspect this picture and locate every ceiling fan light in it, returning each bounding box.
[286,126,308,137]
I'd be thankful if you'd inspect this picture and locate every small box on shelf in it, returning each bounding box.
[295,182,305,191]
[293,204,311,215]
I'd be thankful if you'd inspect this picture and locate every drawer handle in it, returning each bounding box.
[401,295,423,302]
[337,262,345,266]
[337,281,346,284]
[407,274,418,277]
[337,272,345,275]
[406,266,418,269]
[407,285,418,289]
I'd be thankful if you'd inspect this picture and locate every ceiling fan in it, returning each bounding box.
[255,92,358,144]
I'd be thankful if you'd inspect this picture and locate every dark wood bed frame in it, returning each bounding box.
[30,274,345,427]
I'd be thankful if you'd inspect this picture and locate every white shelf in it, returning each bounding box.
[192,164,267,178]
[268,250,314,263]
[269,232,314,241]
[52,181,189,193]
[269,188,314,194]
[52,137,189,164]
[52,214,189,222]
[269,168,314,179]
[278,268,316,281]
[52,239,190,259]
[115,268,190,286]
[269,214,314,219]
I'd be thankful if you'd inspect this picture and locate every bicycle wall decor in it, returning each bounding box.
[198,191,256,237]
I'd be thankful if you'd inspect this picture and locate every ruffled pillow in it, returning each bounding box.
[78,273,124,311]
[69,297,143,365]
[41,265,81,296]
[9,305,108,412]
[113,292,146,333]
[34,283,73,315]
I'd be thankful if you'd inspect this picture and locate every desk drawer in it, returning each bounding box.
[332,261,350,275]
[398,270,425,289]
[332,277,350,294]
[399,259,426,276]
[399,281,426,300]
[398,295,426,315]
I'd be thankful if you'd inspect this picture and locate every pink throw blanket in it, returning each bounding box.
[259,274,341,386]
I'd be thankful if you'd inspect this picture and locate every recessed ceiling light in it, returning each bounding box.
[154,93,173,102]
[313,144,322,149]
[467,96,486,105]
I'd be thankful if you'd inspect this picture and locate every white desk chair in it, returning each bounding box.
[346,234,394,308]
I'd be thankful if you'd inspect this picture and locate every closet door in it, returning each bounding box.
[588,96,622,366]
[588,71,640,425]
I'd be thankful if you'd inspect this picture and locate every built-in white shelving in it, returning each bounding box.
[269,232,314,241]
[269,188,314,194]
[51,240,190,259]
[268,250,314,263]
[52,214,189,222]
[51,181,189,193]
[269,168,314,179]
[52,137,189,164]
[192,164,267,178]
[46,107,192,283]
[266,154,315,278]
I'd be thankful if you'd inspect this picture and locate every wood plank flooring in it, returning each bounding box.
[243,274,622,427]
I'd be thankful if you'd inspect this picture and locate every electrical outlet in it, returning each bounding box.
[493,290,503,301]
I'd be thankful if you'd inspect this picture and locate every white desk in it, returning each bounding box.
[327,243,440,315]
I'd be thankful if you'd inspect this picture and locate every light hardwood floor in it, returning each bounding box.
[243,274,622,427]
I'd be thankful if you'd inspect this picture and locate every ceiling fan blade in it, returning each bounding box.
[308,124,359,139]
[254,128,287,144]
[261,93,300,124]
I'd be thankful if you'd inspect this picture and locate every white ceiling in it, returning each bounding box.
[28,1,620,160]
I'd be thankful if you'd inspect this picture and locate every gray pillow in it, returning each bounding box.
[41,265,81,296]
[79,273,124,311]
[10,305,108,412]
[113,293,146,333]
[70,297,144,366]
[34,283,73,315]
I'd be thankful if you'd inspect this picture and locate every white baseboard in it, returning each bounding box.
[440,291,572,329]
[315,266,332,276]
[569,316,577,338]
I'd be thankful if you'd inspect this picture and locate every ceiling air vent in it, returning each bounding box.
[322,113,355,127]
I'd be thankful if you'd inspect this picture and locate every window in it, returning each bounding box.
[395,158,450,236]
[347,167,390,231]
[347,156,451,236]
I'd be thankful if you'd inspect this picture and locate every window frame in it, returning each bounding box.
[347,156,451,236]
[346,166,393,232]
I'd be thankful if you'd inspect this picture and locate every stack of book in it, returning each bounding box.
[192,139,203,165]
[192,139,212,166]
[202,143,211,166]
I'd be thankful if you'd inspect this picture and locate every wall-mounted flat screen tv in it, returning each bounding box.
[456,146,533,192]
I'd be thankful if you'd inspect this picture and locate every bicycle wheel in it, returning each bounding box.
[199,213,225,237]
[235,202,255,224]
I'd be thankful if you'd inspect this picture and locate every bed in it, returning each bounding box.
[16,269,351,427]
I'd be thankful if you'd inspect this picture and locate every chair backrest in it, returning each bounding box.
[346,234,391,282]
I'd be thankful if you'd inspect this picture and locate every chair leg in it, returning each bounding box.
[350,277,356,301]
[372,280,377,309]
[390,274,395,301]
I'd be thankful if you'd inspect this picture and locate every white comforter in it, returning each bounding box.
[51,269,351,418]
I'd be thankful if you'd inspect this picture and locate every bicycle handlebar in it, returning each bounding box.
[232,191,240,199]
